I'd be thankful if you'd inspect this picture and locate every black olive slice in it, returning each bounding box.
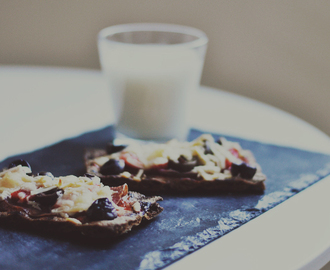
[8,159,31,170]
[86,198,117,221]
[37,171,54,179]
[106,143,127,154]
[168,156,198,173]
[30,187,64,207]
[84,173,96,179]
[230,162,257,179]
[100,159,125,175]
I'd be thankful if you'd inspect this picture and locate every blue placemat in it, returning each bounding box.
[0,126,330,270]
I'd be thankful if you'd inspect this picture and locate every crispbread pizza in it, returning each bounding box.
[0,159,163,238]
[85,134,266,194]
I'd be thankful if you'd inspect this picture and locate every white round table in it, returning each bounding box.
[1,65,330,270]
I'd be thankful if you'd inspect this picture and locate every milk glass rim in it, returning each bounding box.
[98,23,208,49]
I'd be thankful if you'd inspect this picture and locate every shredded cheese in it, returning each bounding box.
[0,165,116,215]
[99,134,252,181]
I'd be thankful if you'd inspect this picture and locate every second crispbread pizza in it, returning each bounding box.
[85,134,266,194]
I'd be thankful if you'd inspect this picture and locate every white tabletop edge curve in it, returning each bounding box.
[1,65,330,270]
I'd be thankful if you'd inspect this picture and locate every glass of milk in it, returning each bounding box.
[98,23,208,141]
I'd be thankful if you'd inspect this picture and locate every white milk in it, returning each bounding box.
[99,44,204,141]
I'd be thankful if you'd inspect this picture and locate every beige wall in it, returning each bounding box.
[1,0,330,139]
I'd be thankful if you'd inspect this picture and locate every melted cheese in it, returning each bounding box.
[0,165,116,215]
[94,134,253,181]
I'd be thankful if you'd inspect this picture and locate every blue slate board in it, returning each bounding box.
[0,126,330,270]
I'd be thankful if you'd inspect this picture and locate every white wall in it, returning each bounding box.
[1,0,330,139]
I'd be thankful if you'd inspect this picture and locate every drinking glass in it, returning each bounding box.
[98,23,208,141]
